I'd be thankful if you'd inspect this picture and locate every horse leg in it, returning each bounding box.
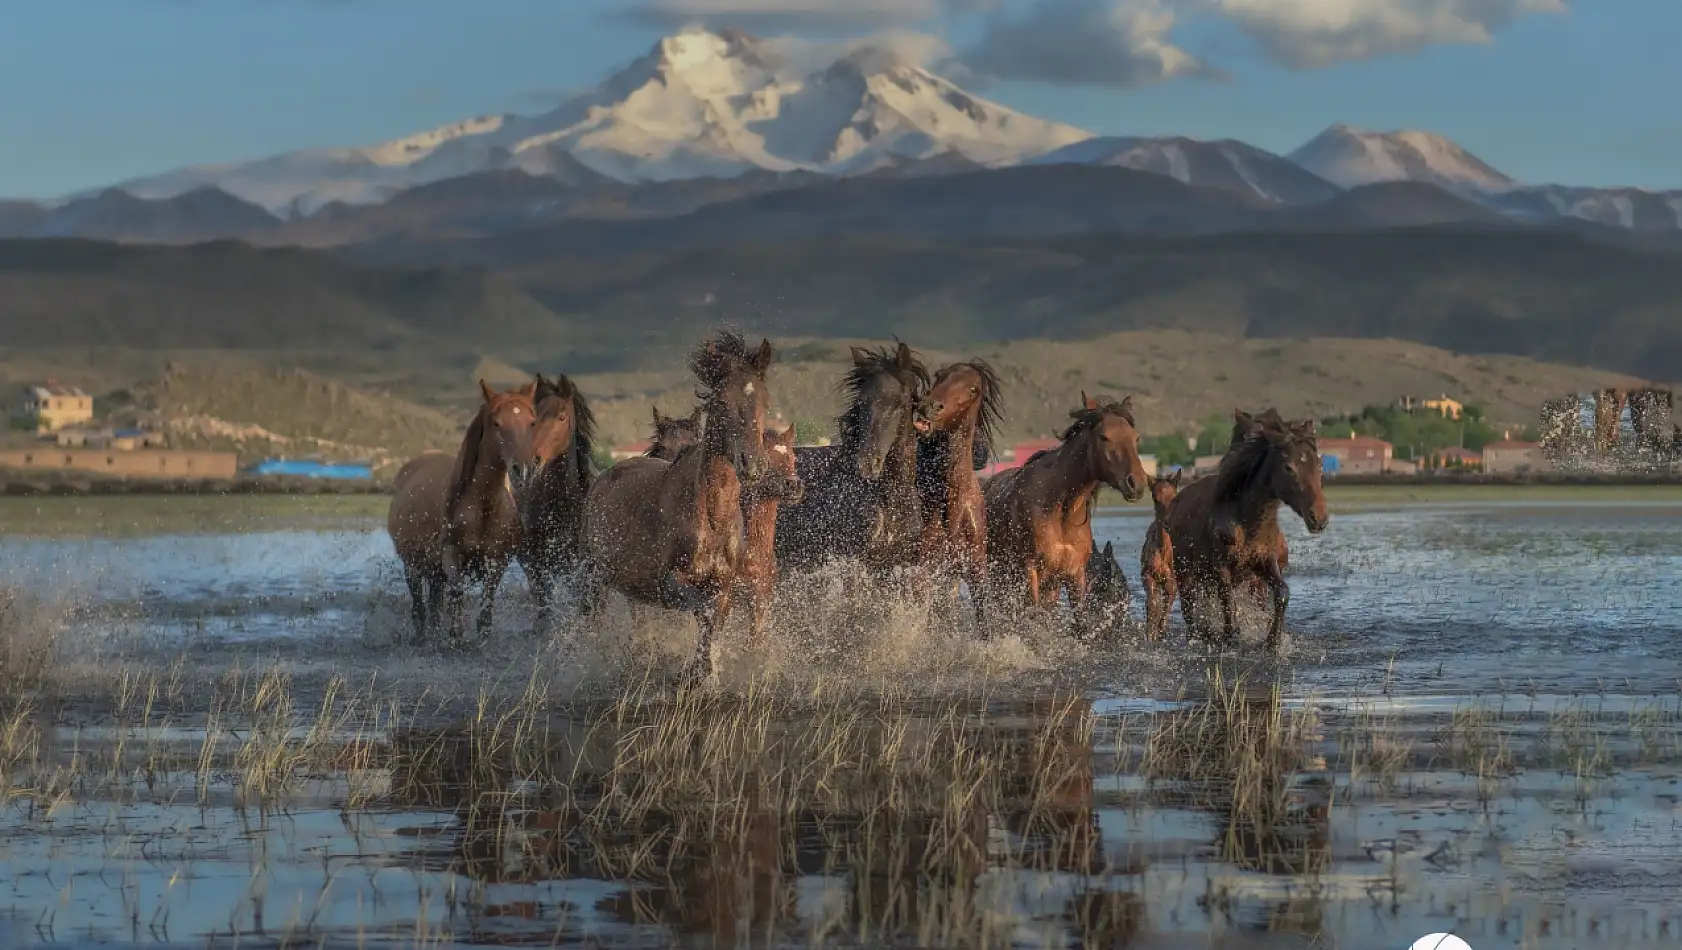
[686,585,731,684]
[526,555,556,636]
[402,567,429,646]
[1214,567,1241,647]
[1066,566,1088,639]
[745,571,773,644]
[441,548,469,646]
[1263,558,1290,652]
[475,560,509,643]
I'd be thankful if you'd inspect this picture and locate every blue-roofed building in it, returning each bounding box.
[247,459,374,480]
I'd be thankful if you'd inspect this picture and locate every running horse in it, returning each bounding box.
[776,341,927,581]
[1082,539,1131,641]
[646,405,701,461]
[982,394,1149,627]
[737,424,803,640]
[1139,468,1182,642]
[1164,409,1328,650]
[387,380,540,646]
[915,359,1004,622]
[518,374,599,633]
[580,332,774,681]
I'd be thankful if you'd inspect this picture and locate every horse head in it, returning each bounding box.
[648,405,702,461]
[842,339,926,480]
[1066,392,1149,503]
[477,378,540,500]
[1260,415,1328,534]
[921,361,995,450]
[691,332,774,482]
[1149,468,1182,519]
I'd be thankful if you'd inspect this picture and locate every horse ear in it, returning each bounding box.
[1103,540,1114,559]
[517,378,538,400]
[895,340,912,367]
[1293,419,1317,437]
[1234,408,1251,426]
[755,338,774,373]
[479,379,495,404]
[1169,468,1182,486]
[1082,391,1098,411]
[779,424,797,447]
[1119,395,1134,415]
[651,405,662,425]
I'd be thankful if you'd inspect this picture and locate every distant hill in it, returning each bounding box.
[2,227,1679,402]
[1276,182,1514,230]
[110,363,465,469]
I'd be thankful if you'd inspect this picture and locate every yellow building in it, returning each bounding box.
[1421,395,1464,420]
[17,382,94,432]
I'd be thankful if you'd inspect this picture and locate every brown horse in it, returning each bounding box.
[518,374,598,633]
[647,405,701,461]
[580,332,773,680]
[776,341,927,580]
[915,359,1003,621]
[1082,539,1131,641]
[1165,409,1328,650]
[737,424,803,641]
[1140,468,1182,642]
[387,380,539,645]
[982,394,1149,625]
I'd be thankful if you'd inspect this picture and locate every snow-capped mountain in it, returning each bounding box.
[1287,123,1516,194]
[1030,136,1340,205]
[104,29,1090,215]
[1486,185,1682,231]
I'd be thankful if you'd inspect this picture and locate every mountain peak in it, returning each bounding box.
[652,27,770,72]
[1289,123,1514,193]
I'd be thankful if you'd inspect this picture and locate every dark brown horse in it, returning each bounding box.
[915,359,1003,621]
[1081,539,1131,641]
[580,333,773,680]
[1139,468,1182,642]
[387,380,539,645]
[1165,409,1328,650]
[646,405,701,461]
[737,424,803,641]
[518,374,598,633]
[982,394,1148,624]
[775,342,928,579]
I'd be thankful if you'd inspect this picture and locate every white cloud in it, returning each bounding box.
[1209,0,1567,69]
[963,0,1216,87]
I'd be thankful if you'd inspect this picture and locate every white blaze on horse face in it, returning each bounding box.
[772,444,789,455]
[743,382,754,395]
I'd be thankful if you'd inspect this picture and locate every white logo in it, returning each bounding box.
[1408,935,1471,950]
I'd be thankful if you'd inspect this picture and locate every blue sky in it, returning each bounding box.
[1,0,1674,199]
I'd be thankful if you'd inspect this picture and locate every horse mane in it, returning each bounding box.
[536,373,599,480]
[837,343,928,446]
[690,329,766,392]
[445,404,490,513]
[1059,396,1136,442]
[1214,408,1308,500]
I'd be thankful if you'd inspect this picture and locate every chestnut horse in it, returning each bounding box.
[737,424,803,640]
[982,394,1149,625]
[647,405,701,461]
[518,374,598,633]
[915,359,1003,622]
[387,380,539,646]
[580,333,773,680]
[1139,468,1182,642]
[1165,409,1328,650]
[776,341,927,580]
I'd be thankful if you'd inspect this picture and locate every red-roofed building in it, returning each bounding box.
[1315,436,1393,475]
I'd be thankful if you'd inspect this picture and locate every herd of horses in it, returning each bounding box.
[386,333,1330,680]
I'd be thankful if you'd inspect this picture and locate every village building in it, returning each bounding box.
[1482,439,1548,475]
[1315,436,1394,476]
[1426,446,1483,472]
[0,447,239,479]
[16,382,94,432]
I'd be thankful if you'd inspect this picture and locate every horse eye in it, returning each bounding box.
[970,387,979,395]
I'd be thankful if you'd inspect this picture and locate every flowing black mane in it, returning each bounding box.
[1215,408,1311,500]
[837,344,928,447]
[690,329,766,392]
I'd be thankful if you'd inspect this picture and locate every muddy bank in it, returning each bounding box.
[0,468,390,495]
[1326,471,1682,486]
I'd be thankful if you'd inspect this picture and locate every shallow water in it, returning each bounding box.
[2,494,1678,694]
[3,493,1681,949]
